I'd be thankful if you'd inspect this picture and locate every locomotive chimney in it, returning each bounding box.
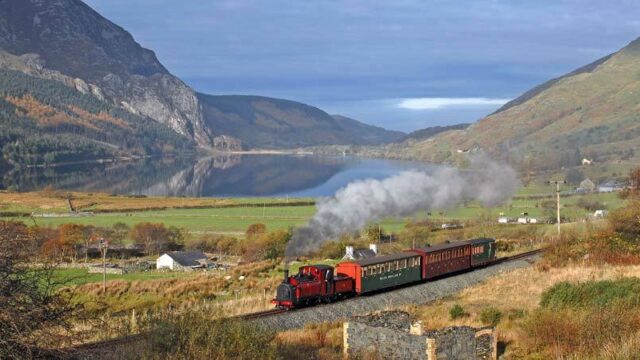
[283,263,289,284]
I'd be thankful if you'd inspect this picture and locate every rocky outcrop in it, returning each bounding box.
[0,0,212,146]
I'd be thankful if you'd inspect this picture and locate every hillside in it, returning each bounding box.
[0,68,194,166]
[400,123,469,142]
[0,0,401,154]
[396,37,640,170]
[198,94,403,149]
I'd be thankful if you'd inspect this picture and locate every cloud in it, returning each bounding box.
[397,97,511,110]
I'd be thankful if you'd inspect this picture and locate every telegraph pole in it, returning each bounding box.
[98,238,109,293]
[548,181,566,237]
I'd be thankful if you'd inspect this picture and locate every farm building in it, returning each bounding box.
[598,181,626,193]
[156,251,210,271]
[342,244,377,261]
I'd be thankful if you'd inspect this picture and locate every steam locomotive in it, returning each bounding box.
[273,238,495,309]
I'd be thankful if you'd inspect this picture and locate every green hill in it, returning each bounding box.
[394,37,640,171]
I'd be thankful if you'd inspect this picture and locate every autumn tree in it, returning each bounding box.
[130,222,180,255]
[57,223,93,261]
[246,223,267,240]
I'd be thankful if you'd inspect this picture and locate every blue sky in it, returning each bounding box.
[85,0,640,133]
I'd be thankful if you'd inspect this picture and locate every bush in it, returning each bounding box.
[449,304,466,320]
[144,314,277,359]
[575,197,605,212]
[479,307,502,326]
[540,278,640,309]
[609,200,640,239]
[523,306,640,358]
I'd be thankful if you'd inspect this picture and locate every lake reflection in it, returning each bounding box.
[0,155,434,197]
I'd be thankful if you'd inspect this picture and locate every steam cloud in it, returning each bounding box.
[285,155,519,258]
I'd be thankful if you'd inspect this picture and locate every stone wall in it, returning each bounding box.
[343,311,497,360]
[87,266,125,274]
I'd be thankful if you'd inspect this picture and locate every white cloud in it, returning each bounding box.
[397,97,511,110]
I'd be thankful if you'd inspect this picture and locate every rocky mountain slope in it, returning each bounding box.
[0,0,401,156]
[0,0,211,146]
[198,95,403,149]
[395,37,640,170]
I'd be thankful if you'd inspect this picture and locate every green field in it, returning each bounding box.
[53,268,198,287]
[1,184,625,236]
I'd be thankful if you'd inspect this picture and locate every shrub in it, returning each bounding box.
[479,307,502,326]
[575,197,605,212]
[540,278,640,309]
[609,200,640,239]
[523,306,640,358]
[144,314,277,359]
[449,304,466,320]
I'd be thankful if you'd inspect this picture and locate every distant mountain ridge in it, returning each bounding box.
[400,123,469,142]
[0,0,401,160]
[198,93,403,149]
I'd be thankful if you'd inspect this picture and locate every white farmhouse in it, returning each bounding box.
[156,251,209,271]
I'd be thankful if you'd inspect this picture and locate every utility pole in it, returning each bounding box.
[98,238,109,293]
[548,181,566,237]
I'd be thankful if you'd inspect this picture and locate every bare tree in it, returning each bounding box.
[0,221,77,359]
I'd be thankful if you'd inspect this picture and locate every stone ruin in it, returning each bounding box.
[343,310,496,360]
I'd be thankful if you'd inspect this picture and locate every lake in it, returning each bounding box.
[0,155,435,197]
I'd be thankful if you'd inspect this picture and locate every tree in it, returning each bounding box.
[111,222,130,245]
[0,221,76,358]
[565,168,584,185]
[57,223,92,262]
[130,222,171,255]
[246,223,267,240]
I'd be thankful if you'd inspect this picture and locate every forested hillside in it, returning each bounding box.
[0,69,194,166]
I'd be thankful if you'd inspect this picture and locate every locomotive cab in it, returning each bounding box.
[272,265,345,309]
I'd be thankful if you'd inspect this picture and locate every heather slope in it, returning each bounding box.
[399,38,640,170]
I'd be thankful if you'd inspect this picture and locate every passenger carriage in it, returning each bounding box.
[335,252,422,294]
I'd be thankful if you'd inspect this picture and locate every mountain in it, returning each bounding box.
[394,37,640,170]
[198,94,403,149]
[0,68,194,166]
[0,0,212,146]
[400,123,469,142]
[0,0,401,156]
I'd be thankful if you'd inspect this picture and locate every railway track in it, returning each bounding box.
[238,308,288,320]
[62,248,543,354]
[239,248,544,321]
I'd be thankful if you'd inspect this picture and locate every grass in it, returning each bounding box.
[402,264,640,358]
[53,268,198,287]
[0,190,313,214]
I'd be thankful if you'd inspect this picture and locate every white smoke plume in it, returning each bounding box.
[285,155,519,258]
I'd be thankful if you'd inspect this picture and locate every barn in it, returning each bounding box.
[156,251,209,271]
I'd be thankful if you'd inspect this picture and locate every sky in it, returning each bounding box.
[85,0,640,133]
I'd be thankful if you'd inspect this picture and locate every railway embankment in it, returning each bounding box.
[255,255,538,331]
